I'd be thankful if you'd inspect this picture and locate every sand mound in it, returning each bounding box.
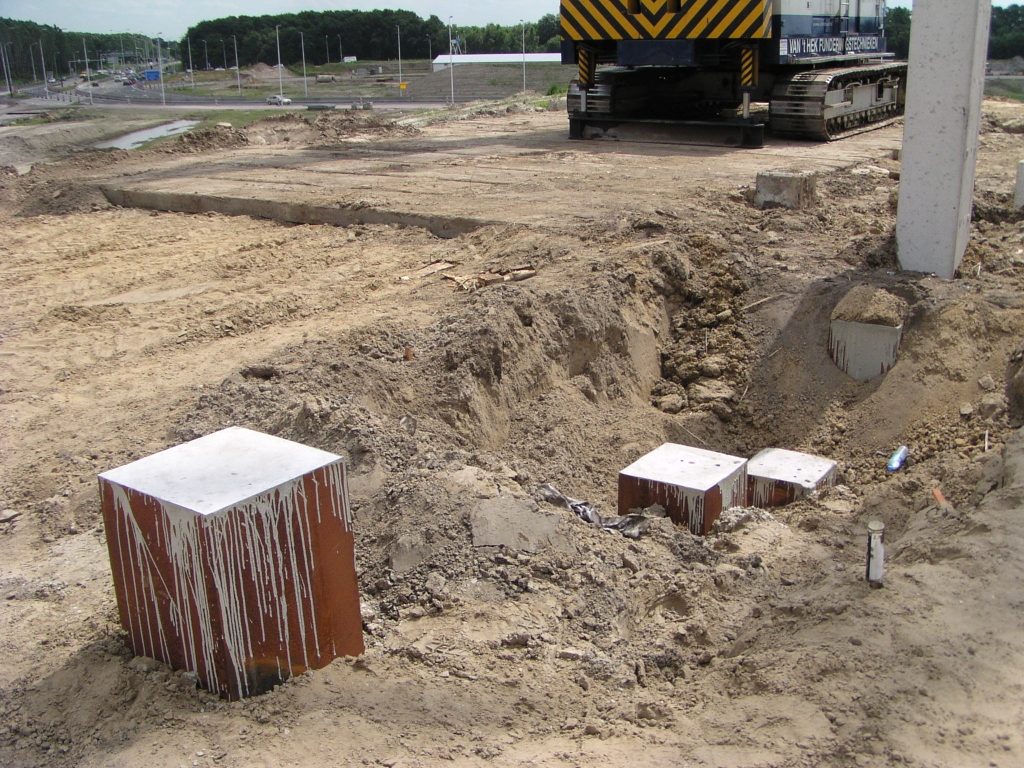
[245,62,278,81]
[831,284,907,326]
[160,126,250,154]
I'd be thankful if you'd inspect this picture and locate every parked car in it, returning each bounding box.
[266,94,292,105]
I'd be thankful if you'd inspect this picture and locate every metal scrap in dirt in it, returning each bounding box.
[538,483,667,539]
[444,265,536,292]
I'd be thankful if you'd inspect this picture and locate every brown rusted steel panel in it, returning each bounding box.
[618,443,747,536]
[99,427,364,699]
[746,448,837,508]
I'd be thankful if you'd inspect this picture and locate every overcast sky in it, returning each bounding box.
[2,1,1013,40]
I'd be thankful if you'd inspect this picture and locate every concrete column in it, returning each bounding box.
[896,0,991,279]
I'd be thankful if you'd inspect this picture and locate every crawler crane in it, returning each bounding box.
[561,0,906,146]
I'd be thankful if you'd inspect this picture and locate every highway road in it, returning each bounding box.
[13,79,461,111]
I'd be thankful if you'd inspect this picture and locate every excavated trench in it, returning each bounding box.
[163,206,1024,614]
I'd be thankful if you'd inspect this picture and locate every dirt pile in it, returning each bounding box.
[245,63,278,82]
[160,125,250,153]
[311,110,419,142]
[410,94,548,128]
[831,285,907,326]
[237,110,419,147]
[0,158,114,216]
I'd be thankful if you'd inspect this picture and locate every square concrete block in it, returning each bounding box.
[618,443,747,536]
[98,427,363,699]
[753,170,817,210]
[746,448,837,508]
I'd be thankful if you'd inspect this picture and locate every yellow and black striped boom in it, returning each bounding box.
[560,0,773,42]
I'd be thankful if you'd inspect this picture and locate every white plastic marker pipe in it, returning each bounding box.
[1016,160,1024,209]
[866,520,885,587]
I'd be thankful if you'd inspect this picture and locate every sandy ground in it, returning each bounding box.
[82,106,905,229]
[3,98,1024,767]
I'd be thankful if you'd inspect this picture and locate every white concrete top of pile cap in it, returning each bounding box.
[747,448,836,488]
[99,426,343,516]
[619,443,746,492]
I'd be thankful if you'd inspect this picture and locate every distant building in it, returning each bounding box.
[431,53,562,72]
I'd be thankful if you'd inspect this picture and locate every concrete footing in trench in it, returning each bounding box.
[99,186,492,239]
[827,286,907,382]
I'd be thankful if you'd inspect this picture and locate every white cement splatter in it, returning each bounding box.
[748,470,837,509]
[636,466,746,535]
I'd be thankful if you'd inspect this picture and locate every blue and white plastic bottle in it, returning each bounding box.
[886,445,909,472]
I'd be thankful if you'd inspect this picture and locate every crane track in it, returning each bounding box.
[769,62,908,141]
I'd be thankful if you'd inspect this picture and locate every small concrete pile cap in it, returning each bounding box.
[747,448,837,491]
[99,426,342,516]
[753,169,817,210]
[620,443,746,491]
[831,285,906,328]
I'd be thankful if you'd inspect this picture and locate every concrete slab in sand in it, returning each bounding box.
[99,114,904,235]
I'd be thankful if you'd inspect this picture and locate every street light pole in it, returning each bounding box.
[233,35,241,95]
[29,43,38,82]
[275,25,283,96]
[203,38,209,70]
[521,20,526,92]
[82,37,93,104]
[7,43,16,95]
[0,43,13,96]
[300,30,307,97]
[396,23,402,96]
[338,35,343,64]
[427,37,431,62]
[222,39,227,70]
[156,34,165,106]
[448,18,455,104]
[325,36,329,65]
[187,37,194,90]
[39,38,48,95]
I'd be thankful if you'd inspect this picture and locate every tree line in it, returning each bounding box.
[989,4,1024,60]
[0,12,560,83]
[886,5,1024,61]
[0,18,171,81]
[180,11,561,70]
